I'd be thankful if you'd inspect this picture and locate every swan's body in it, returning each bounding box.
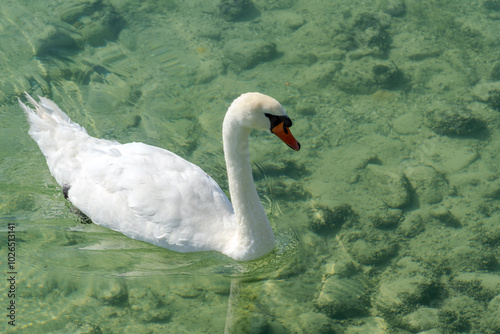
[20,92,300,261]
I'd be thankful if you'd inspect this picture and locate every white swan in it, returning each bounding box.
[20,92,300,261]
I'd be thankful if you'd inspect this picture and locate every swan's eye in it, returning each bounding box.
[265,113,293,131]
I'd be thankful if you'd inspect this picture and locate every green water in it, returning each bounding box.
[1,0,500,333]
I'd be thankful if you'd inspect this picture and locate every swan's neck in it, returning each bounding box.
[222,115,275,260]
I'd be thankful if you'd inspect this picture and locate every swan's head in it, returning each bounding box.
[227,92,300,151]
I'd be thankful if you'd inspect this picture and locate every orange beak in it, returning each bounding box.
[271,122,300,151]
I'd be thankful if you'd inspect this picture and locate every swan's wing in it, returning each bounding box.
[67,142,235,253]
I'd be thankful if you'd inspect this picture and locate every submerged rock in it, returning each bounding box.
[451,272,500,300]
[374,262,441,318]
[64,321,102,334]
[315,275,370,319]
[483,0,500,11]
[341,230,398,265]
[370,207,404,229]
[128,287,174,325]
[196,59,226,84]
[332,11,393,60]
[139,309,172,324]
[298,61,340,90]
[484,179,500,199]
[474,215,500,246]
[472,81,500,110]
[257,177,310,201]
[60,0,125,47]
[34,0,125,56]
[332,11,392,55]
[307,203,353,234]
[365,164,411,208]
[336,58,402,94]
[298,312,340,334]
[401,307,440,332]
[404,165,449,205]
[90,279,129,305]
[328,259,358,277]
[392,112,423,135]
[488,60,500,81]
[33,25,82,57]
[218,0,255,21]
[343,317,391,333]
[381,0,407,17]
[351,12,392,54]
[224,40,277,69]
[425,107,486,136]
[429,207,461,227]
[482,294,500,332]
[395,212,426,238]
[253,0,294,10]
[437,297,477,333]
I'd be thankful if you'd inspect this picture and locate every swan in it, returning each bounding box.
[20,92,300,261]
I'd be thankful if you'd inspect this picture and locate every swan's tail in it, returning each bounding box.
[19,93,73,130]
[19,93,88,170]
[19,92,88,136]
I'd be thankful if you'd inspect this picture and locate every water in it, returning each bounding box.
[1,0,500,333]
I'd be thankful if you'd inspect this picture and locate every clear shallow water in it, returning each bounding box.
[1,0,500,333]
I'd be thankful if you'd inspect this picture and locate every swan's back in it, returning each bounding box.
[20,94,236,253]
[73,142,236,252]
